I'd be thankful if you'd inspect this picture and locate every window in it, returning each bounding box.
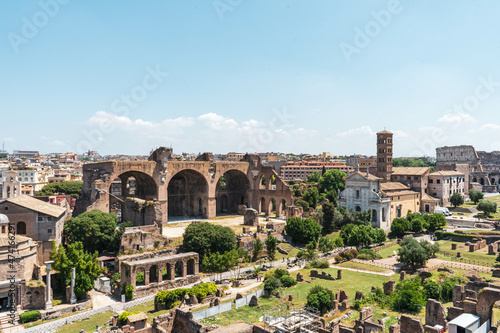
[47,229,52,234]
[356,190,360,199]
[429,179,433,184]
[17,222,26,235]
[437,179,441,184]
[38,216,43,222]
[1,226,4,233]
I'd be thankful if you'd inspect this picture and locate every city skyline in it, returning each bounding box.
[2,1,500,155]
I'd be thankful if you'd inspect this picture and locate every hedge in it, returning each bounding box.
[442,232,476,240]
[20,310,40,323]
[155,282,217,309]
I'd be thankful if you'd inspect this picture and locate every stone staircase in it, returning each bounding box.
[0,312,22,332]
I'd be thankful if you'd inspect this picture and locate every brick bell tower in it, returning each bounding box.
[376,130,393,181]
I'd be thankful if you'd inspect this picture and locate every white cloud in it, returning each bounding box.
[437,113,475,125]
[337,126,375,137]
[197,113,238,131]
[477,123,500,131]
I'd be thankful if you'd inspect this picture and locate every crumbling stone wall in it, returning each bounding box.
[120,225,171,254]
[425,299,447,331]
[20,282,46,310]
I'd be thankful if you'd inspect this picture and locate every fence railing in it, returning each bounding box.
[372,240,398,253]
[192,289,264,321]
[438,251,496,268]
[23,294,155,333]
[421,261,492,273]
[351,259,396,270]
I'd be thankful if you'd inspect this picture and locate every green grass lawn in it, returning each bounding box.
[436,241,498,267]
[376,244,401,259]
[201,268,396,327]
[335,261,391,273]
[58,311,114,333]
[274,243,300,261]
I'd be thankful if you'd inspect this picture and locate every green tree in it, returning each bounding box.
[252,238,263,262]
[372,228,387,244]
[318,236,335,252]
[37,181,83,198]
[391,277,426,312]
[304,241,318,261]
[284,217,322,244]
[50,241,101,299]
[306,285,334,313]
[294,199,309,212]
[398,237,435,268]
[340,223,356,244]
[347,225,374,249]
[302,187,319,209]
[424,213,446,230]
[183,222,237,259]
[265,234,278,262]
[450,193,464,208]
[353,210,371,226]
[63,210,124,254]
[410,217,425,232]
[469,189,484,204]
[391,218,410,237]
[321,166,327,176]
[318,169,346,194]
[322,202,335,234]
[477,199,498,217]
[307,171,321,183]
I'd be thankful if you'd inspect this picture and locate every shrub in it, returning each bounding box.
[118,311,140,325]
[310,259,329,269]
[273,269,290,279]
[334,255,342,263]
[280,275,297,288]
[357,249,381,260]
[155,283,217,309]
[20,310,40,323]
[125,284,134,301]
[435,230,443,240]
[285,217,322,244]
[306,285,334,312]
[264,277,282,294]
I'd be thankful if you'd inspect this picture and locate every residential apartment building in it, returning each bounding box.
[280,161,354,181]
[428,171,466,206]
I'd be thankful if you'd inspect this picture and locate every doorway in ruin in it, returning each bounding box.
[109,171,158,222]
[168,170,208,219]
[215,170,250,215]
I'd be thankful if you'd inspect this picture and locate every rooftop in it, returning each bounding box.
[448,313,480,327]
[380,182,410,191]
[127,312,148,322]
[391,167,430,176]
[0,195,67,218]
[429,171,465,177]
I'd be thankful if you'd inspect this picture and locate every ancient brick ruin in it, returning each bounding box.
[75,148,293,228]
[119,252,200,298]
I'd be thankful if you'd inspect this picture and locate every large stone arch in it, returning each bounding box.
[215,170,251,215]
[167,169,208,218]
[476,287,500,324]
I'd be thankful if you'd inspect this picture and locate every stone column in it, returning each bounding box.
[144,268,150,285]
[70,267,77,304]
[194,260,199,275]
[169,264,175,280]
[45,261,54,309]
[181,261,187,278]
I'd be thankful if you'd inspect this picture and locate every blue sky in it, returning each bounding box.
[2,1,500,156]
